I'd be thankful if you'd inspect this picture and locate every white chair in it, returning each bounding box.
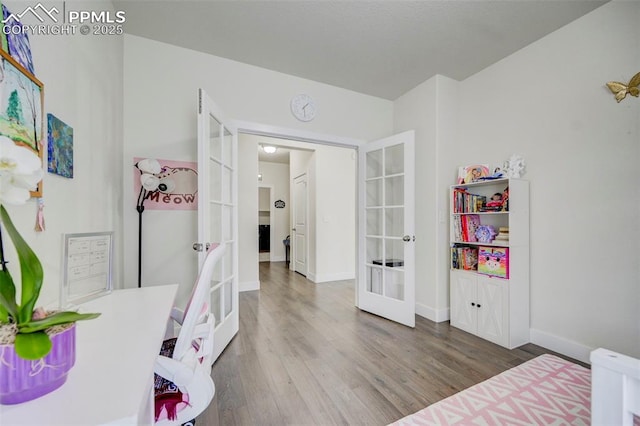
[154,243,225,425]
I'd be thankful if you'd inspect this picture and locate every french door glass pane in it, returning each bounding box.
[385,144,404,175]
[210,203,221,243]
[210,161,221,202]
[367,266,383,295]
[366,237,383,264]
[209,115,221,160]
[366,149,383,179]
[385,207,404,238]
[384,269,404,301]
[366,179,383,207]
[366,208,382,236]
[222,206,231,242]
[224,281,232,317]
[222,127,232,166]
[385,175,403,206]
[211,287,221,327]
[223,249,233,281]
[222,167,232,204]
[386,238,405,266]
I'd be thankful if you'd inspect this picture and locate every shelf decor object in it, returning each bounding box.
[0,137,99,405]
[606,71,640,103]
[449,177,529,349]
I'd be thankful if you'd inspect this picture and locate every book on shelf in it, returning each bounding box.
[493,226,509,244]
[452,188,486,213]
[452,214,481,242]
[451,245,478,271]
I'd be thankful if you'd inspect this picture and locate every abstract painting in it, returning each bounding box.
[47,114,73,178]
[1,3,35,75]
[0,49,43,195]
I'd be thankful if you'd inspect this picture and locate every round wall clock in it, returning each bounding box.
[290,94,317,122]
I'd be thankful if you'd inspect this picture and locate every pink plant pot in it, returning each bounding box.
[0,324,76,404]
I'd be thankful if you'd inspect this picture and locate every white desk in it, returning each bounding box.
[1,285,178,425]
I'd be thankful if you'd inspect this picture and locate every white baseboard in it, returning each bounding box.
[240,280,260,292]
[269,255,285,262]
[530,328,593,364]
[306,272,316,282]
[416,303,450,323]
[312,272,355,283]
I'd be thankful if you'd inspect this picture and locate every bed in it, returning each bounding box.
[391,348,640,426]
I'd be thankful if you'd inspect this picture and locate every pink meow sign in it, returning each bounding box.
[133,158,198,210]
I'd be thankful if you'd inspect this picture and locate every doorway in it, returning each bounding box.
[246,134,357,286]
[258,185,273,263]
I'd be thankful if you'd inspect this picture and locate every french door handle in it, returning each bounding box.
[193,242,211,252]
[403,235,411,242]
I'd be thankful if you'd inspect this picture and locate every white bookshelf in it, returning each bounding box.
[449,178,529,349]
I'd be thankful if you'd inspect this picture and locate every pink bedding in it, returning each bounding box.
[391,354,591,425]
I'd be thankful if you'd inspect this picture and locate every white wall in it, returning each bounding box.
[123,35,393,305]
[258,161,290,261]
[394,76,438,319]
[2,0,123,308]
[457,0,640,360]
[396,1,639,361]
[238,136,259,291]
[394,75,459,322]
[312,145,356,283]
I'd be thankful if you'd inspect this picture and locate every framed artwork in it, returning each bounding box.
[47,114,73,178]
[1,3,35,75]
[0,48,44,195]
[133,158,198,211]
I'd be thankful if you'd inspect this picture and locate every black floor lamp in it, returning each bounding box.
[134,158,174,288]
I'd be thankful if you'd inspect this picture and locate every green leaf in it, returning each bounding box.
[18,311,100,333]
[15,331,52,360]
[0,269,18,322]
[0,206,43,324]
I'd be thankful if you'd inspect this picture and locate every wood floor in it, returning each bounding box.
[198,262,581,426]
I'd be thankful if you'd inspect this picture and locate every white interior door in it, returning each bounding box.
[293,174,307,276]
[358,131,415,327]
[197,89,239,362]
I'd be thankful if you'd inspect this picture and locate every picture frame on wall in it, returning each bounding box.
[0,48,44,196]
[1,3,35,75]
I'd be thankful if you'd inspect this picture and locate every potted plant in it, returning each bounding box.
[0,136,99,404]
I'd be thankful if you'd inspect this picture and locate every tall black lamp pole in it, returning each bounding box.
[136,187,147,288]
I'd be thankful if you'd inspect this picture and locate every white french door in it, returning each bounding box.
[196,89,239,362]
[358,131,415,327]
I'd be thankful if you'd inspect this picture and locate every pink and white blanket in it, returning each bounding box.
[392,354,591,425]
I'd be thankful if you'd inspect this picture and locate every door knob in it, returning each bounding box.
[403,235,411,242]
[193,243,211,252]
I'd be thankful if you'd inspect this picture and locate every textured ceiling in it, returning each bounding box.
[116,1,607,100]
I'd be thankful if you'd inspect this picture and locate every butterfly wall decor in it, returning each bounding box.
[606,71,640,103]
